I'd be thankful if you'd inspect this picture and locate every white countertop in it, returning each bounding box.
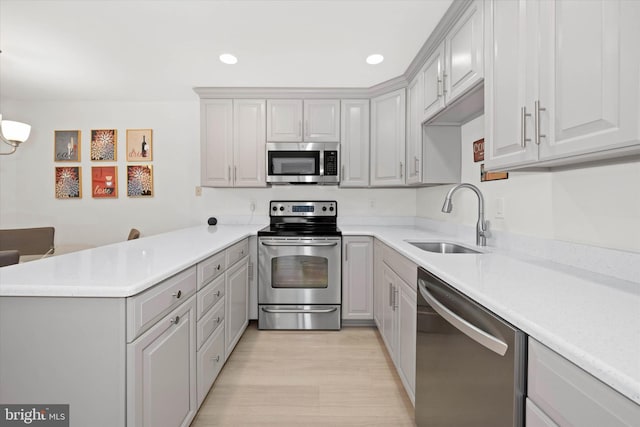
[0,224,264,298]
[1,223,638,405]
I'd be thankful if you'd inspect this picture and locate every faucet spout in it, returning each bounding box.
[441,183,488,246]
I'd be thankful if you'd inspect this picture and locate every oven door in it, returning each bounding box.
[258,236,341,304]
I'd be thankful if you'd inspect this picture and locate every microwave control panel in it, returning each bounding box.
[324,151,338,176]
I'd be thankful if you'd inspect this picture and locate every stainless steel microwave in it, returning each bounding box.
[266,142,340,184]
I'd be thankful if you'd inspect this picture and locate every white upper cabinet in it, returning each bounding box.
[340,99,370,187]
[370,89,406,187]
[233,100,267,187]
[267,99,303,142]
[421,42,446,121]
[444,0,484,104]
[267,99,340,142]
[201,99,233,187]
[406,74,424,185]
[201,99,266,188]
[304,99,340,142]
[421,0,484,124]
[485,0,640,170]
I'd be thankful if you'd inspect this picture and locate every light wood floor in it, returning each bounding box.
[191,322,416,427]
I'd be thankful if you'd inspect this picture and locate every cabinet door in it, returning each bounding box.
[342,236,373,320]
[406,74,423,185]
[421,42,446,122]
[340,99,370,187]
[370,89,406,186]
[127,297,197,427]
[304,99,340,142]
[267,99,303,142]
[201,99,233,187]
[381,264,398,357]
[444,0,484,104]
[537,0,640,160]
[373,240,384,329]
[225,258,249,357]
[233,99,267,187]
[484,0,539,170]
[397,280,416,404]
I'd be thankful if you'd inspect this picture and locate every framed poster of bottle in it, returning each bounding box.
[126,129,153,161]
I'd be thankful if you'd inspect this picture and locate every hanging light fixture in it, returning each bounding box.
[0,114,32,155]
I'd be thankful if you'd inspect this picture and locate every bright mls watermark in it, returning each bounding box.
[0,405,68,427]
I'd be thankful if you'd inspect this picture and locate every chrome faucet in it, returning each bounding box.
[441,183,489,246]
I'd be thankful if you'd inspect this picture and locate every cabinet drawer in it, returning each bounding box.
[383,244,417,291]
[528,338,640,426]
[226,239,249,267]
[197,324,225,407]
[197,299,225,350]
[197,251,226,290]
[197,274,225,320]
[127,267,197,342]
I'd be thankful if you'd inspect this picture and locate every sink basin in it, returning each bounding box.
[406,241,482,254]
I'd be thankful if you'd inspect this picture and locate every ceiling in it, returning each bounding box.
[0,0,453,102]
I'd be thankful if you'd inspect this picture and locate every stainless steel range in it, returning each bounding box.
[258,200,341,330]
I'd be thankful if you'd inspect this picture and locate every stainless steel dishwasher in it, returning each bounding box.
[416,267,526,427]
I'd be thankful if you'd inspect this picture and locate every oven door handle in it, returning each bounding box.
[261,307,338,314]
[261,242,338,247]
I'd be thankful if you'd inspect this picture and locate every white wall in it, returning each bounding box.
[417,115,640,253]
[0,100,416,247]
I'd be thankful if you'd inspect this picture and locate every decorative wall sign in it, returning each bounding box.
[480,164,508,182]
[126,129,153,161]
[473,138,484,163]
[55,167,82,199]
[54,130,81,161]
[127,165,153,197]
[91,166,118,198]
[90,129,117,161]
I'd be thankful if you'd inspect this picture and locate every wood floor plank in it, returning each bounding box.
[191,322,416,426]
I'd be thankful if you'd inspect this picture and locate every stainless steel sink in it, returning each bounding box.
[406,241,482,254]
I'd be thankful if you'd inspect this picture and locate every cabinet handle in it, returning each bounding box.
[215,290,221,297]
[437,77,443,98]
[170,315,180,325]
[534,100,546,145]
[227,166,231,181]
[414,156,419,175]
[399,162,404,178]
[234,166,237,182]
[341,165,344,179]
[216,316,221,324]
[520,106,532,148]
[172,290,182,299]
[442,73,447,94]
[389,283,393,307]
[216,264,221,271]
[212,355,220,362]
[305,120,309,137]
[394,287,399,310]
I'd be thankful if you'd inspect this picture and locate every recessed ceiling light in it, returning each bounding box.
[366,54,384,65]
[219,53,238,65]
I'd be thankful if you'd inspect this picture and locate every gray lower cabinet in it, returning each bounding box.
[225,256,249,356]
[527,338,640,427]
[342,236,374,321]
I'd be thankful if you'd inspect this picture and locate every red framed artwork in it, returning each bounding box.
[92,166,118,198]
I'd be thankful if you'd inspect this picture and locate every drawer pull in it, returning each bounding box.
[212,355,220,362]
[172,290,182,299]
[170,315,180,325]
[215,290,221,297]
[216,264,221,271]
[216,316,221,324]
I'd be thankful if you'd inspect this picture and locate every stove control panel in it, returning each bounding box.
[269,201,337,217]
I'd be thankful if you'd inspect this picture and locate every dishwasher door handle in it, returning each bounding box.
[418,280,508,356]
[261,242,338,247]
[261,307,338,314]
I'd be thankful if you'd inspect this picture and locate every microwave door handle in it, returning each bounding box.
[261,242,338,247]
[418,280,509,356]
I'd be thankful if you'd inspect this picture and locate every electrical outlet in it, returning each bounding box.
[249,200,256,212]
[195,186,202,197]
[495,198,505,219]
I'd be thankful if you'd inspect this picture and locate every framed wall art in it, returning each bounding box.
[91,166,118,198]
[55,167,82,199]
[90,129,117,161]
[127,165,153,197]
[54,130,81,161]
[126,129,152,161]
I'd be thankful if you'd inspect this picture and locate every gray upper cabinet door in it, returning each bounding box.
[304,99,340,142]
[421,41,446,122]
[340,99,370,187]
[370,88,406,187]
[201,99,233,187]
[233,99,267,187]
[266,99,303,142]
